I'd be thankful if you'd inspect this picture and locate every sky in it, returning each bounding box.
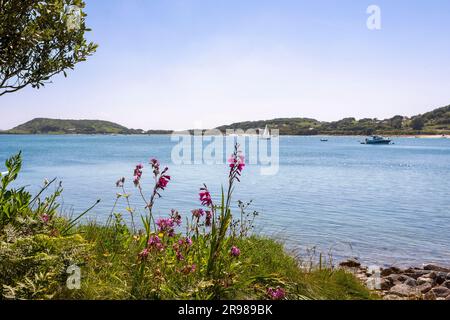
[1,0,450,130]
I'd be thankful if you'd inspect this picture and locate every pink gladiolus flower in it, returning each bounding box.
[176,251,184,261]
[199,190,212,206]
[138,248,149,259]
[150,158,160,168]
[158,175,170,189]
[230,246,241,257]
[133,164,143,186]
[156,217,175,234]
[205,211,212,227]
[228,154,245,172]
[147,235,164,251]
[267,287,286,300]
[41,214,50,224]
[191,208,204,218]
[170,209,182,226]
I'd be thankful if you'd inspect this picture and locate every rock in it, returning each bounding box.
[389,284,414,297]
[339,258,361,268]
[417,276,434,285]
[423,264,450,272]
[380,277,394,290]
[424,290,436,300]
[427,271,437,279]
[431,286,450,298]
[435,272,447,285]
[404,278,417,287]
[385,274,402,284]
[443,280,450,289]
[447,273,450,280]
[403,269,431,279]
[445,295,450,301]
[381,266,402,277]
[415,282,432,294]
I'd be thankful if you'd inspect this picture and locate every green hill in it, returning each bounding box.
[217,105,450,136]
[3,104,450,136]
[7,118,134,134]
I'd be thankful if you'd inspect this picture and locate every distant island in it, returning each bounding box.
[1,118,172,135]
[217,104,450,136]
[1,104,449,136]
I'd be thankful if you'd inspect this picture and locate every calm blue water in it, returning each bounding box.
[1,135,449,267]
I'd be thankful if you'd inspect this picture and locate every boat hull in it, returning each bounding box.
[365,140,391,145]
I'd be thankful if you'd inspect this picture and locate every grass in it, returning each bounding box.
[61,224,374,300]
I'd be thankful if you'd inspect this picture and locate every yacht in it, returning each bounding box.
[260,125,271,140]
[361,135,392,145]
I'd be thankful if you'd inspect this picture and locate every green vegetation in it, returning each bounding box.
[0,152,375,300]
[0,0,97,96]
[5,118,138,135]
[3,118,171,135]
[217,105,450,136]
[2,105,449,136]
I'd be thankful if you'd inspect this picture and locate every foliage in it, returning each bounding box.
[217,104,450,135]
[0,0,97,96]
[6,118,133,134]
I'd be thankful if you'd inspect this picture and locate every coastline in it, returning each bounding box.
[340,259,450,300]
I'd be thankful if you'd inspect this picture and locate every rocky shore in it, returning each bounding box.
[339,259,450,300]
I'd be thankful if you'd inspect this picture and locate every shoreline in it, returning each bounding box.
[339,259,450,300]
[0,132,449,138]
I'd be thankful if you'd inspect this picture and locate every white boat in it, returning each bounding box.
[260,125,271,140]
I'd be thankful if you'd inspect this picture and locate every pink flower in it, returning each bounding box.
[176,251,184,261]
[148,235,165,251]
[156,217,175,234]
[138,248,149,259]
[158,175,170,189]
[199,190,212,206]
[230,246,241,257]
[205,211,212,227]
[267,287,286,300]
[191,208,204,218]
[150,158,160,168]
[133,164,143,186]
[228,153,245,172]
[170,209,182,226]
[115,177,125,187]
[41,214,50,224]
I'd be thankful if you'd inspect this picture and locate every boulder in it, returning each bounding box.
[445,295,450,301]
[415,282,432,294]
[379,277,394,290]
[381,266,402,277]
[385,274,402,284]
[431,286,450,298]
[403,269,431,279]
[417,276,434,286]
[423,264,450,273]
[404,278,417,287]
[442,280,450,289]
[389,284,414,297]
[435,272,447,285]
[424,290,436,300]
[339,258,361,268]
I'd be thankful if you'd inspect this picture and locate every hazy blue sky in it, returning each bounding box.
[1,0,450,130]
